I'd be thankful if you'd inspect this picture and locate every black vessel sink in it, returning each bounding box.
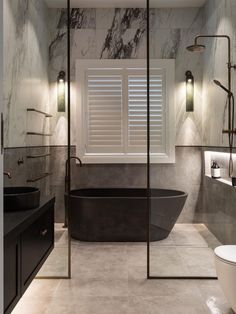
[4,187,40,212]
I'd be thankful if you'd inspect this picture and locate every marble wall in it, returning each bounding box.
[201,0,236,147]
[48,7,204,146]
[197,0,236,244]
[4,0,50,148]
[200,147,236,245]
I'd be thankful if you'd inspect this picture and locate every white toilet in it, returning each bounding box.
[214,245,236,313]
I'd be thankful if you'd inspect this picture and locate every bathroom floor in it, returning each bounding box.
[149,224,221,277]
[12,224,232,314]
[37,224,69,277]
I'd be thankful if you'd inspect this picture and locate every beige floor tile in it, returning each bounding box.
[72,297,129,314]
[177,247,217,277]
[171,224,209,247]
[128,295,209,314]
[54,277,129,298]
[197,281,234,314]
[127,245,147,267]
[12,298,49,314]
[38,247,69,277]
[22,279,61,299]
[128,277,202,297]
[10,224,230,314]
[149,246,189,276]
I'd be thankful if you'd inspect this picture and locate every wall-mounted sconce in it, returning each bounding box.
[185,71,194,112]
[57,71,66,112]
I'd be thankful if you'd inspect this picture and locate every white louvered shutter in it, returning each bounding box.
[127,68,166,154]
[76,59,175,163]
[85,69,123,153]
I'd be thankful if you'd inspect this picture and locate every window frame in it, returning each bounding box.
[75,59,175,164]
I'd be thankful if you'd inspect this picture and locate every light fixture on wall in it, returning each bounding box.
[185,71,194,112]
[57,71,66,112]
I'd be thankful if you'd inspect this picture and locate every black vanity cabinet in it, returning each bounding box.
[4,198,55,314]
[4,236,21,314]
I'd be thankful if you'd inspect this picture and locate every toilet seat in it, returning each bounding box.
[214,245,236,265]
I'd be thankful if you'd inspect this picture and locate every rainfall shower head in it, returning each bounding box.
[186,44,206,52]
[213,80,233,96]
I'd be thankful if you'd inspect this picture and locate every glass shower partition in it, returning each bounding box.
[37,0,71,279]
[147,0,219,279]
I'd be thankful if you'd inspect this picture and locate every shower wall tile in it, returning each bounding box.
[120,8,147,30]
[202,176,236,245]
[72,30,96,59]
[96,9,118,29]
[150,8,203,30]
[197,146,236,245]
[201,0,236,147]
[150,29,181,59]
[58,8,96,29]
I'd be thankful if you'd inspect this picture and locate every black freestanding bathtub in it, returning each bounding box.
[67,188,187,242]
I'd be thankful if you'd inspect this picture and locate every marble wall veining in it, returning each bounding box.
[48,7,204,146]
[4,0,50,148]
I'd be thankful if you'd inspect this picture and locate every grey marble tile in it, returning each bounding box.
[4,0,50,148]
[151,8,203,30]
[96,9,118,29]
[58,9,96,29]
[150,29,181,59]
[201,0,236,147]
[120,8,147,31]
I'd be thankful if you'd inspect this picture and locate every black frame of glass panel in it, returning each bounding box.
[146,0,217,280]
[67,0,72,279]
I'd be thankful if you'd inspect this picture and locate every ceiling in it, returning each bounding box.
[45,0,206,8]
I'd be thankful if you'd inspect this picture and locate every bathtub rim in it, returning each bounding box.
[66,188,188,200]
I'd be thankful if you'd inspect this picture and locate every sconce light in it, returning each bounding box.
[185,71,194,112]
[57,71,66,112]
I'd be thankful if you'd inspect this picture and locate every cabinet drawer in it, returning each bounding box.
[21,208,54,289]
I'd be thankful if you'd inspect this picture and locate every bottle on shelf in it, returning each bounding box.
[211,161,221,179]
